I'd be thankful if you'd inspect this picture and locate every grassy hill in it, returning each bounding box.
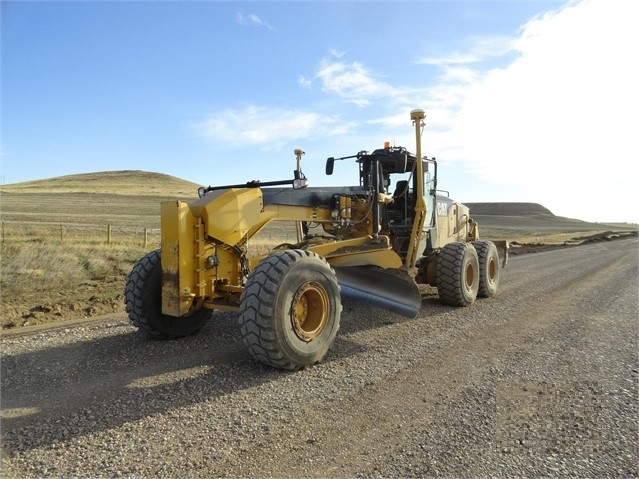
[0,171,200,228]
[1,170,200,196]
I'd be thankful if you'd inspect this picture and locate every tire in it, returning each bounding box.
[472,240,500,298]
[125,249,209,339]
[238,250,341,370]
[436,242,479,307]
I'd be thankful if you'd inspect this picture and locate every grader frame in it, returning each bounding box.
[125,109,508,370]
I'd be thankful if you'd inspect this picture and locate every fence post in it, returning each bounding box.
[60,224,63,241]
[144,228,148,248]
[107,224,112,244]
[1,220,4,243]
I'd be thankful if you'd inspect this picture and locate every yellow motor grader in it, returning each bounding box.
[125,109,508,370]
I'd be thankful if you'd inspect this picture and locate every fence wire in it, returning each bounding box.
[1,221,160,247]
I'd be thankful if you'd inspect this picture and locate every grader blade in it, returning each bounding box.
[333,266,422,319]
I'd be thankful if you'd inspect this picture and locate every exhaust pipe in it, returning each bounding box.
[333,266,422,319]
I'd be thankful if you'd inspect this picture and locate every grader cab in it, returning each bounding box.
[125,109,508,370]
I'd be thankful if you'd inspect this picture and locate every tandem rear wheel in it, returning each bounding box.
[436,242,480,306]
[436,241,500,306]
[472,240,500,298]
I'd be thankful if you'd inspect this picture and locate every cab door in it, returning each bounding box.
[419,159,438,253]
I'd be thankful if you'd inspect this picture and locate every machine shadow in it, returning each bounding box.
[1,297,446,453]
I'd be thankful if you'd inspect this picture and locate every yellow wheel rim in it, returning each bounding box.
[291,281,329,342]
[488,257,497,282]
[465,262,476,291]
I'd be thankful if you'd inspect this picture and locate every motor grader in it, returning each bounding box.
[125,109,508,370]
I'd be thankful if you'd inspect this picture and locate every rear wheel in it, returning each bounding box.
[125,249,210,339]
[238,249,341,370]
[472,240,500,297]
[436,242,479,306]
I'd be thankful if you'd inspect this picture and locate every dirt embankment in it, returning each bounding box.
[508,230,637,256]
[2,295,125,331]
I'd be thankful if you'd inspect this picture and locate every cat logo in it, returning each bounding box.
[437,201,449,215]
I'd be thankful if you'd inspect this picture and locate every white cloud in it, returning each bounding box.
[328,48,346,59]
[418,52,482,67]
[198,105,355,147]
[430,0,639,222]
[417,35,515,68]
[236,12,276,31]
[303,51,430,114]
[297,75,312,89]
[315,57,392,107]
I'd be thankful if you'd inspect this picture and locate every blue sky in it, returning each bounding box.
[2,0,638,223]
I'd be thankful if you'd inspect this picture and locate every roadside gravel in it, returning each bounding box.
[1,238,637,478]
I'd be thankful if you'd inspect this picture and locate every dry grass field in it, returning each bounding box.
[1,171,636,330]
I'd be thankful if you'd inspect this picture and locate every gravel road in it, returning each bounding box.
[2,238,638,478]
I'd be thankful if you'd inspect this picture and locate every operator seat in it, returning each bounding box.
[392,180,409,208]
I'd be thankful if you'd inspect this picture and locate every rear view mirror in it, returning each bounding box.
[325,157,335,175]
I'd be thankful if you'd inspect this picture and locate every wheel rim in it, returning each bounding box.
[488,257,497,284]
[465,261,476,291]
[290,281,329,342]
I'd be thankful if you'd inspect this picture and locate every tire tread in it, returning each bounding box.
[238,249,340,370]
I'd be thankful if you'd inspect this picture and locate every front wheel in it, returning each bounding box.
[238,249,341,370]
[472,240,500,297]
[125,249,210,339]
[436,242,479,306]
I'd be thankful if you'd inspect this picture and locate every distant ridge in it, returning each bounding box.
[0,170,200,197]
[465,202,554,216]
